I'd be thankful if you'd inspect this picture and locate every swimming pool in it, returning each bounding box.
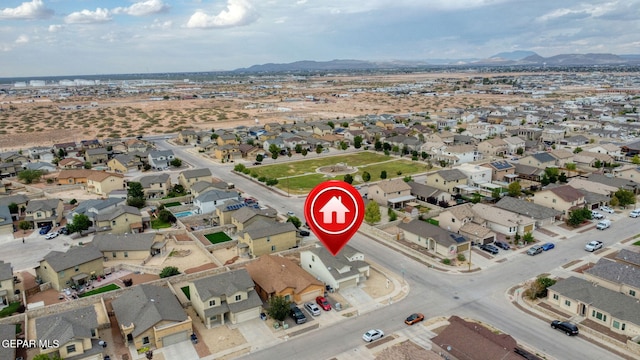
[174,210,195,218]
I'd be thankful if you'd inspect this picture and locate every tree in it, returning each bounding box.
[158,209,177,223]
[544,167,559,183]
[383,142,391,151]
[516,147,524,155]
[67,214,92,234]
[522,232,534,243]
[525,276,557,300]
[354,135,363,149]
[491,188,502,200]
[507,181,521,197]
[614,189,636,207]
[170,158,182,167]
[286,216,301,228]
[380,170,387,179]
[8,202,18,214]
[392,145,400,154]
[234,164,246,172]
[33,354,63,360]
[609,195,620,207]
[17,169,43,184]
[632,155,640,165]
[57,148,66,158]
[374,140,383,151]
[594,159,602,168]
[159,266,180,278]
[269,144,280,159]
[567,207,592,227]
[362,171,371,182]
[315,145,323,155]
[19,221,32,233]
[343,174,354,184]
[327,121,335,129]
[388,207,397,221]
[364,201,381,224]
[558,172,567,183]
[84,161,92,169]
[267,295,291,322]
[294,144,303,153]
[256,154,264,162]
[573,147,583,154]
[301,149,308,157]
[127,181,145,208]
[565,163,577,171]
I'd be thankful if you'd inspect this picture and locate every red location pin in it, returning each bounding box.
[304,180,365,256]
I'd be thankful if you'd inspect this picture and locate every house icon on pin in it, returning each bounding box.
[319,196,350,224]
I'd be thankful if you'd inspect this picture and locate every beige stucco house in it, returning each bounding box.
[238,220,297,257]
[36,246,104,291]
[532,185,586,217]
[368,179,415,209]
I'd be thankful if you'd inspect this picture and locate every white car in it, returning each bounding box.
[304,302,321,317]
[585,240,603,252]
[599,206,614,214]
[630,209,640,218]
[286,211,295,217]
[591,211,604,220]
[362,329,384,342]
[44,231,59,240]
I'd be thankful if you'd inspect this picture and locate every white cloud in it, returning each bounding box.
[0,0,53,20]
[537,2,619,22]
[65,8,112,24]
[187,0,258,28]
[15,34,29,44]
[48,24,64,33]
[147,19,173,30]
[113,0,169,17]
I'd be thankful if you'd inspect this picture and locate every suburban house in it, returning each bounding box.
[547,276,640,337]
[58,157,85,169]
[300,244,370,290]
[65,198,125,225]
[189,268,263,328]
[148,150,175,169]
[92,233,166,261]
[0,260,16,305]
[86,171,124,196]
[612,165,640,182]
[513,163,545,182]
[471,203,536,236]
[113,284,193,349]
[178,168,213,192]
[230,205,277,231]
[25,199,64,229]
[245,254,324,304]
[125,139,150,153]
[477,138,508,157]
[549,149,574,167]
[566,178,617,197]
[407,181,452,204]
[584,257,640,300]
[368,179,415,209]
[494,197,562,227]
[397,219,471,260]
[84,148,109,165]
[215,201,258,226]
[28,146,54,162]
[108,154,143,173]
[425,169,468,194]
[238,220,297,257]
[36,246,104,291]
[94,205,143,234]
[34,304,110,360]
[519,152,557,169]
[455,163,493,187]
[80,139,101,150]
[482,161,517,183]
[433,144,480,165]
[436,204,497,244]
[54,142,78,154]
[194,189,241,215]
[139,173,172,199]
[178,130,198,144]
[584,143,624,160]
[532,185,586,217]
[0,206,13,237]
[503,136,526,154]
[0,162,22,178]
[190,181,218,197]
[24,162,57,173]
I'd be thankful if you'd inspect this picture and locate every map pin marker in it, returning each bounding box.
[304,180,365,256]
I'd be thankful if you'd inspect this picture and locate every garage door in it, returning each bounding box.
[162,331,188,347]
[235,307,260,323]
[523,224,534,233]
[338,277,358,289]
[299,290,319,304]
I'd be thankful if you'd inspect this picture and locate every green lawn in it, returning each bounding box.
[151,219,172,229]
[276,174,334,194]
[254,152,392,179]
[633,240,640,246]
[0,302,20,318]
[163,202,182,207]
[80,283,120,298]
[204,232,232,244]
[181,286,190,300]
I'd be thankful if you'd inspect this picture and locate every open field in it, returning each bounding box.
[252,152,392,178]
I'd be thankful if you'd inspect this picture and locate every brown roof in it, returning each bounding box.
[87,171,123,182]
[375,179,411,194]
[58,158,83,166]
[57,169,94,179]
[547,185,583,202]
[432,316,520,360]
[245,255,322,296]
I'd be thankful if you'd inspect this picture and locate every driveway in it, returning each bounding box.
[156,340,199,360]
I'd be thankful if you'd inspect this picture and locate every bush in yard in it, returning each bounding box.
[457,253,466,262]
[442,258,451,265]
[159,266,180,278]
[267,295,291,322]
[525,276,557,300]
[158,209,176,224]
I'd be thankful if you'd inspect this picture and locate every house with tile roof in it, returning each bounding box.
[547,276,640,337]
[238,220,297,257]
[532,184,586,217]
[94,205,143,234]
[34,304,110,360]
[86,171,124,196]
[189,268,263,328]
[92,233,166,260]
[25,198,64,229]
[494,196,561,227]
[58,157,85,169]
[368,179,414,209]
[397,219,471,260]
[139,173,172,199]
[245,254,324,304]
[584,258,640,300]
[300,244,370,291]
[425,169,468,194]
[178,168,212,192]
[113,284,192,349]
[36,246,104,291]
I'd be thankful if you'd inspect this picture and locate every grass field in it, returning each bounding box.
[0,302,20,318]
[151,219,172,229]
[205,232,232,244]
[80,283,120,298]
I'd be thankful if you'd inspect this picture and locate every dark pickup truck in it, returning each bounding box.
[290,305,307,324]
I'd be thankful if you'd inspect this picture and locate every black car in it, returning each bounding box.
[59,227,69,235]
[290,305,307,324]
[495,241,510,250]
[551,320,579,336]
[298,230,310,236]
[479,244,499,255]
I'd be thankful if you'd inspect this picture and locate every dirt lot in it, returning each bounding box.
[375,340,440,360]
[361,267,395,299]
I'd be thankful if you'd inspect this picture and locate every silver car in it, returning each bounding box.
[304,302,321,316]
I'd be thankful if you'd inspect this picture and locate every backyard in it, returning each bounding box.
[79,283,121,298]
[204,232,232,244]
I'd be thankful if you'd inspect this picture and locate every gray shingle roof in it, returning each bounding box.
[0,194,29,207]
[42,246,103,272]
[35,305,98,346]
[195,189,239,203]
[26,199,60,213]
[616,249,640,267]
[438,169,467,181]
[245,220,296,239]
[193,268,254,300]
[495,197,562,220]
[398,220,468,247]
[308,245,369,281]
[0,324,15,359]
[549,276,640,326]
[232,206,276,223]
[95,205,141,222]
[0,260,12,282]
[531,152,556,163]
[587,174,640,191]
[191,181,216,194]
[181,168,212,179]
[585,258,640,289]
[149,150,174,159]
[0,206,12,228]
[92,233,156,252]
[112,284,188,337]
[139,173,170,188]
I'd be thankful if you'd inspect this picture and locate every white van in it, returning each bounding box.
[596,219,611,230]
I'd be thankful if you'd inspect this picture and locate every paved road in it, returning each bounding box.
[155,140,633,359]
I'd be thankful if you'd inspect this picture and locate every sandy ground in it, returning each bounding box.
[146,240,214,273]
[375,340,441,360]
[188,307,247,355]
[361,267,395,299]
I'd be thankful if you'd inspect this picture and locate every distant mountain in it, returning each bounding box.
[234,59,430,72]
[489,51,538,61]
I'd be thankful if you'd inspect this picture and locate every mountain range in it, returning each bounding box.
[233,51,640,72]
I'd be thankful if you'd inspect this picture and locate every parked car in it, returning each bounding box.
[479,244,499,255]
[585,240,603,252]
[298,230,310,236]
[541,242,555,251]
[287,211,295,217]
[44,231,59,240]
[595,219,611,230]
[404,313,424,325]
[289,305,307,324]
[39,225,52,235]
[495,241,511,250]
[599,205,614,214]
[59,226,69,235]
[304,302,321,317]
[591,211,604,220]
[527,245,543,256]
[630,209,640,218]
[316,296,331,311]
[550,320,579,336]
[362,329,384,342]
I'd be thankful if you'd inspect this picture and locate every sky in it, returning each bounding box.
[1,0,639,77]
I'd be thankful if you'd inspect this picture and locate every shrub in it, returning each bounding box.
[159,266,180,278]
[457,253,466,262]
[442,258,451,265]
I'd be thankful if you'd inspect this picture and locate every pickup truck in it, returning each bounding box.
[596,219,611,230]
[585,241,603,252]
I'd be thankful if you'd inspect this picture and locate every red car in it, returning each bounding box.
[404,313,424,325]
[316,296,331,311]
